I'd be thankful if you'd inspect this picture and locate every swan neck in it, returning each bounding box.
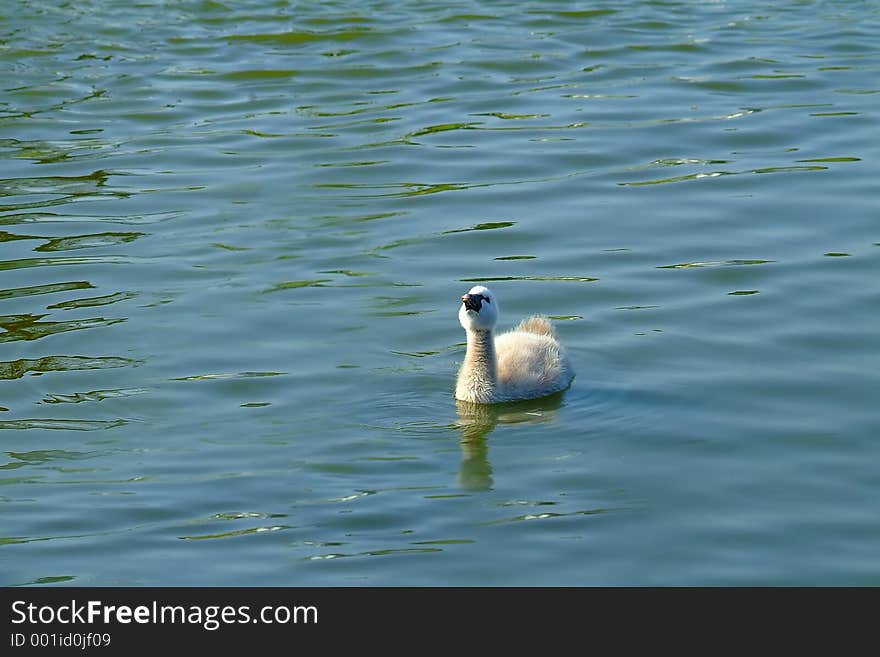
[461,328,497,397]
[466,327,496,365]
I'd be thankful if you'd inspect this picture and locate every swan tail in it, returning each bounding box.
[516,316,556,337]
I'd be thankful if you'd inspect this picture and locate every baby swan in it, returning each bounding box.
[455,285,574,403]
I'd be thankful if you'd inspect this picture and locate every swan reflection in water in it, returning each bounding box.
[455,392,566,491]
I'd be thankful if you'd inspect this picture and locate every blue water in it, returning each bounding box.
[2,0,878,585]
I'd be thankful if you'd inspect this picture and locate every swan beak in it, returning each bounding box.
[461,294,482,312]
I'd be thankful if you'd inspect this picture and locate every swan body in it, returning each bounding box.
[455,285,574,403]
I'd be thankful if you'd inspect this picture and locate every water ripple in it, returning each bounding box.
[658,259,775,270]
[620,164,834,187]
[0,170,131,213]
[461,275,598,283]
[0,281,93,301]
[0,355,140,380]
[0,255,133,271]
[40,388,149,405]
[179,525,292,541]
[47,291,136,310]
[171,371,286,382]
[0,314,125,343]
[0,419,127,431]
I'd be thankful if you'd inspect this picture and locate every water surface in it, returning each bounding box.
[2,0,878,585]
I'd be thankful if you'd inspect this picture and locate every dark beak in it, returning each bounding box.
[461,294,482,312]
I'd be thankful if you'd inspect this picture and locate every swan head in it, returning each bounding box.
[459,285,498,332]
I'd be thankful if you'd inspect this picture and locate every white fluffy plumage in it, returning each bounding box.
[455,285,575,403]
